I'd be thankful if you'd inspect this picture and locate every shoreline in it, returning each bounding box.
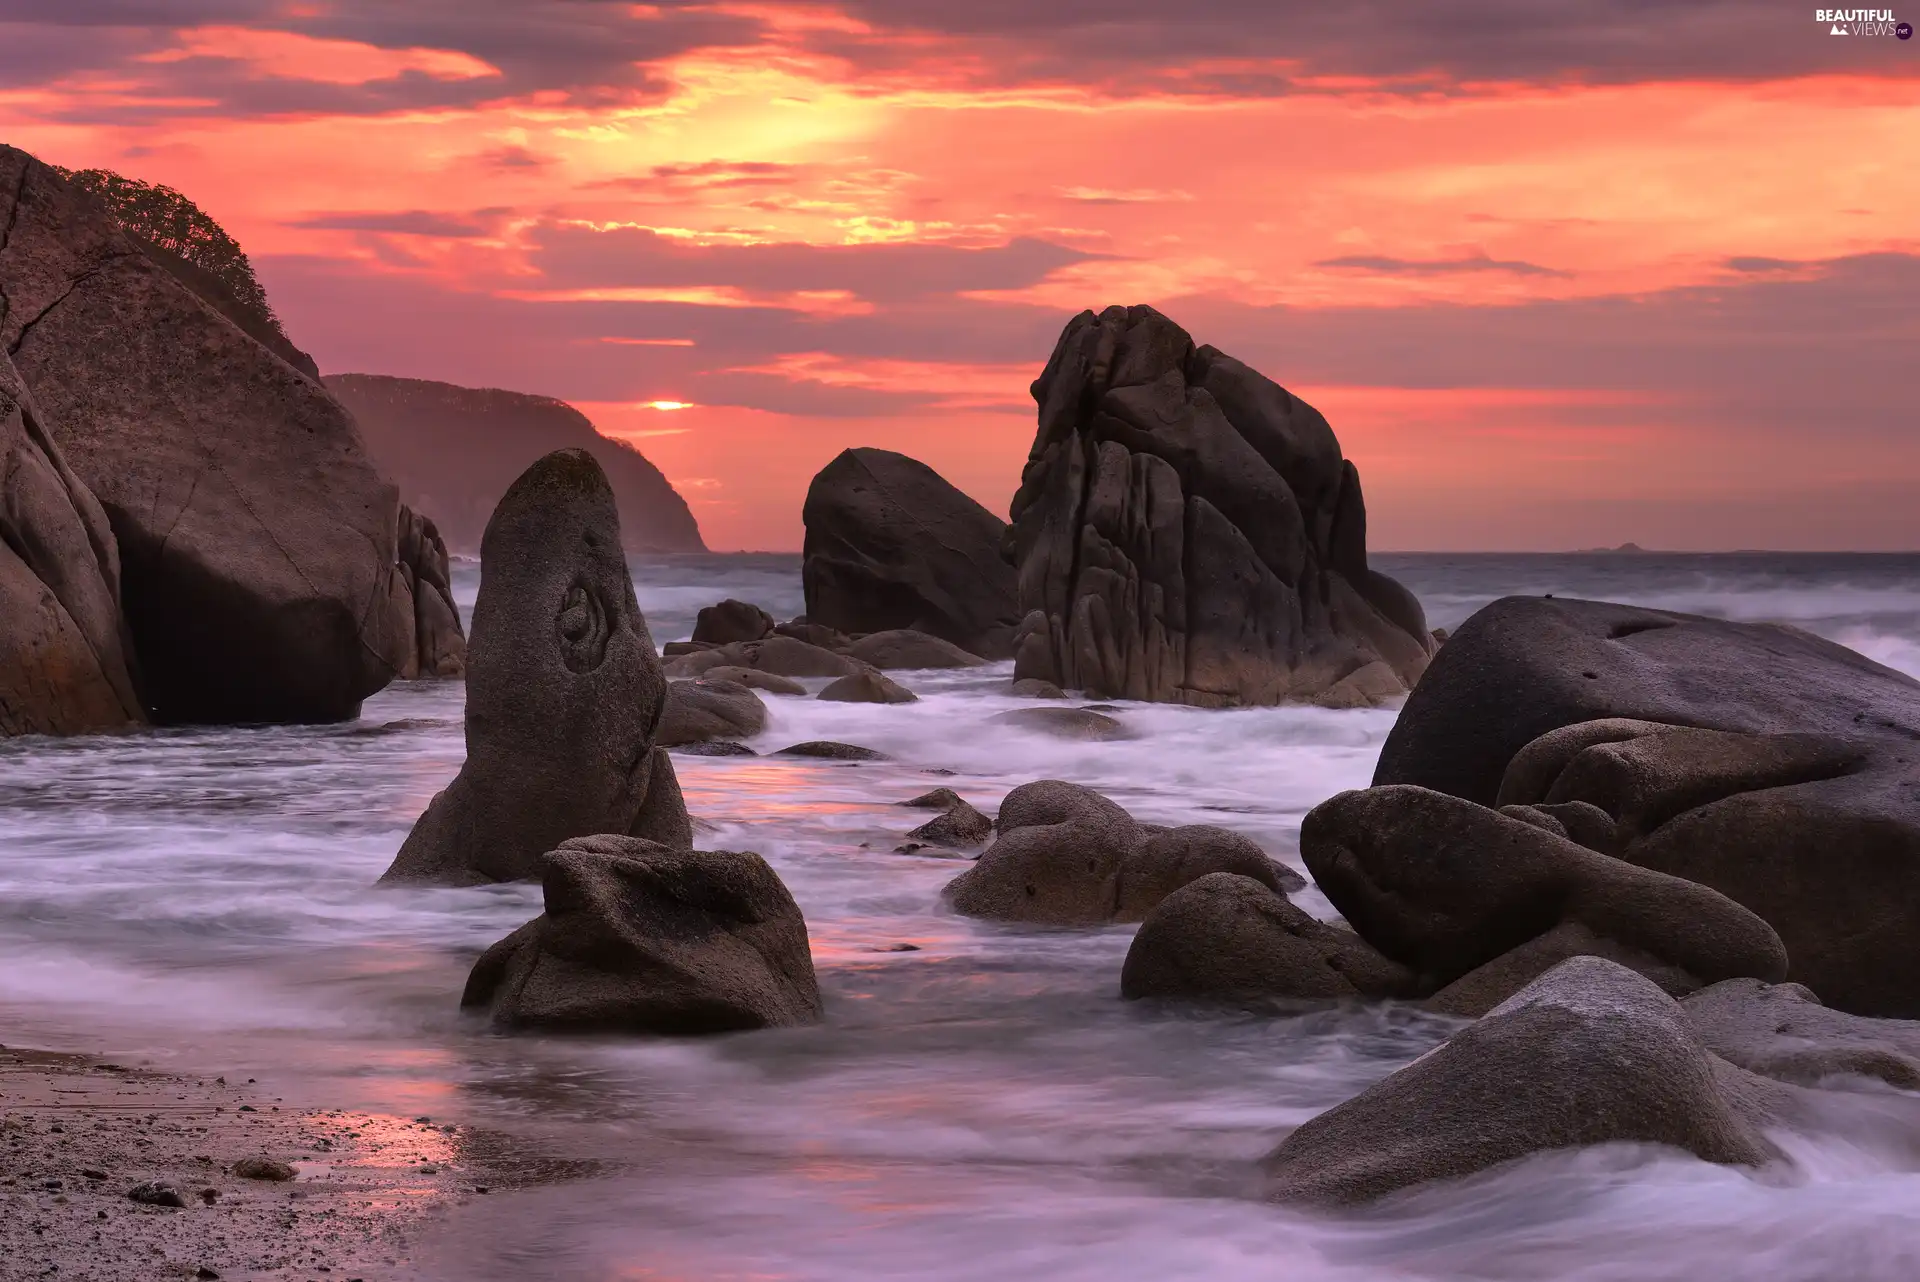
[0,1040,509,1282]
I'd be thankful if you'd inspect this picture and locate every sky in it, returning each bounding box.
[1,2,1916,551]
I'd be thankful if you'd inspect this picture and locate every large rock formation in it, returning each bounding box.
[1006,305,1433,706]
[1373,595,1920,1016]
[0,146,412,723]
[379,450,690,886]
[326,374,704,555]
[801,447,1019,659]
[394,502,466,679]
[461,835,822,1034]
[1263,958,1787,1205]
[0,356,143,736]
[1300,785,1788,1015]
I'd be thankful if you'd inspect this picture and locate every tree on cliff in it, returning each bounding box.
[51,166,288,343]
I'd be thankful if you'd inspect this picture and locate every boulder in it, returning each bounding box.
[1683,978,1920,1091]
[665,635,862,680]
[657,678,767,747]
[378,450,690,885]
[1011,678,1067,699]
[991,706,1129,741]
[1006,305,1433,706]
[903,794,993,849]
[0,358,143,736]
[945,780,1298,926]
[692,599,774,646]
[846,628,986,670]
[701,666,806,696]
[1301,785,1787,1014]
[461,835,822,1034]
[901,787,967,809]
[772,740,891,761]
[818,670,917,704]
[1263,957,1786,1205]
[1,146,412,723]
[1374,595,1920,1016]
[673,740,757,757]
[395,502,466,679]
[1122,873,1413,1005]
[772,619,852,651]
[802,447,1019,659]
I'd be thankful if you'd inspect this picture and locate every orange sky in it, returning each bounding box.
[2,3,1916,549]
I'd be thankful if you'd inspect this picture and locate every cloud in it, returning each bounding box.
[287,209,506,237]
[1317,252,1568,278]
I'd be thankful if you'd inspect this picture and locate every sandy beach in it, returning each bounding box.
[0,1042,501,1282]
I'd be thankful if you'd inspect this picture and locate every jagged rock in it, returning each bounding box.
[701,666,806,696]
[1374,596,1920,1016]
[0,358,143,736]
[1302,785,1787,1015]
[846,628,986,670]
[1,146,412,723]
[991,706,1129,741]
[327,373,704,554]
[1683,978,1920,1090]
[818,670,917,704]
[395,502,466,678]
[378,451,689,885]
[1122,873,1413,1004]
[904,795,993,849]
[1006,305,1433,707]
[773,740,891,761]
[802,447,1019,659]
[461,835,822,1034]
[944,780,1296,925]
[1263,958,1787,1205]
[692,599,774,645]
[657,678,767,747]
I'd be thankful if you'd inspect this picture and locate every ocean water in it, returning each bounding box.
[3,552,1919,1280]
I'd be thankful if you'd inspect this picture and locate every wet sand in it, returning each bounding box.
[0,1042,507,1281]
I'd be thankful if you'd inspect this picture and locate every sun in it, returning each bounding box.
[644,400,693,411]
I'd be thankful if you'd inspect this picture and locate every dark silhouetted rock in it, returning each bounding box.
[802,447,1019,659]
[395,502,466,679]
[846,628,986,670]
[379,450,689,885]
[1122,873,1413,1004]
[658,678,767,747]
[1373,595,1920,1016]
[773,740,891,761]
[991,706,1129,741]
[2,146,413,722]
[461,835,821,1034]
[1684,978,1920,1091]
[1302,785,1786,1015]
[1007,305,1433,707]
[0,357,143,736]
[819,670,917,704]
[327,373,704,554]
[693,599,774,645]
[702,666,806,696]
[1263,957,1786,1204]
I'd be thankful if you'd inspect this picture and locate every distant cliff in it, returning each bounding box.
[326,374,706,555]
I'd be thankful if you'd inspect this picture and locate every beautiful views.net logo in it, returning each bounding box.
[1815,7,1914,35]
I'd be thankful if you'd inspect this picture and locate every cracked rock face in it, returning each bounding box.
[1007,305,1434,707]
[380,450,691,886]
[394,502,466,679]
[0,146,411,723]
[0,353,143,736]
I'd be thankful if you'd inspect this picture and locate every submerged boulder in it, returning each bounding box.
[1374,596,1920,1016]
[1301,785,1786,1015]
[657,678,768,747]
[802,447,1020,659]
[379,450,690,886]
[461,835,822,1034]
[902,793,994,850]
[818,669,917,704]
[1006,305,1433,707]
[1264,958,1786,1204]
[1,146,412,723]
[665,635,862,680]
[1122,873,1413,1005]
[0,359,143,736]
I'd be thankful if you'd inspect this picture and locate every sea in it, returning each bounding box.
[4,552,1920,1280]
